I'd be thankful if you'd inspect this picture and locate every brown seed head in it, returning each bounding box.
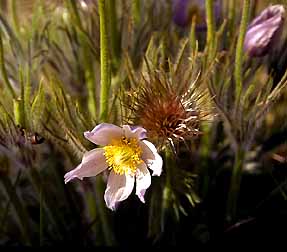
[125,69,212,147]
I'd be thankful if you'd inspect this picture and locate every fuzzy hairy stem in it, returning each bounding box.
[99,0,111,121]
[234,0,250,106]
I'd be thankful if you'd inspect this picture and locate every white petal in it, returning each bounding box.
[136,162,151,203]
[64,148,108,183]
[84,123,122,146]
[139,140,163,176]
[104,171,135,210]
[122,125,147,140]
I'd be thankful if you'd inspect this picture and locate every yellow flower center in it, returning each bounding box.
[103,137,143,175]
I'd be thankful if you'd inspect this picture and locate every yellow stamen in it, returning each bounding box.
[103,137,143,175]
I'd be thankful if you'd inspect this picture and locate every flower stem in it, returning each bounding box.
[0,31,16,99]
[189,16,197,52]
[0,174,31,245]
[205,0,215,49]
[97,0,115,245]
[132,0,141,26]
[226,148,245,223]
[13,99,25,127]
[66,0,83,30]
[94,176,117,246]
[99,0,111,121]
[10,0,20,35]
[161,147,173,231]
[227,0,236,43]
[39,185,43,246]
[107,0,120,70]
[29,168,64,240]
[234,0,250,106]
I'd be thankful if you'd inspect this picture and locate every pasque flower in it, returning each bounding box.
[172,0,195,27]
[172,0,221,29]
[64,123,163,210]
[244,5,285,57]
[125,68,212,149]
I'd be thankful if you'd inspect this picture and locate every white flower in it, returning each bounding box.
[64,123,163,210]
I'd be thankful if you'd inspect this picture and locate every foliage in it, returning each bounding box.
[0,0,287,246]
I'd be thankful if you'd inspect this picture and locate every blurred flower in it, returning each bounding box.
[244,5,285,57]
[64,123,162,210]
[172,0,221,29]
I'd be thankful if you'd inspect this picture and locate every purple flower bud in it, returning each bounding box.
[172,0,193,27]
[172,0,221,29]
[244,5,285,57]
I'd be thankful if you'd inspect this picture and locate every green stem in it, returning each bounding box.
[161,147,173,231]
[0,31,16,99]
[189,16,197,52]
[107,0,120,70]
[29,168,64,240]
[81,36,97,119]
[10,0,20,35]
[205,0,215,52]
[234,0,250,106]
[226,149,245,223]
[132,0,141,26]
[227,0,236,43]
[85,68,97,119]
[99,0,111,121]
[66,0,83,30]
[39,185,43,246]
[0,175,31,245]
[13,99,25,126]
[94,176,117,246]
[24,65,31,129]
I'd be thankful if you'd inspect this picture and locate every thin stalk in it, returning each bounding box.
[107,0,120,70]
[189,15,197,52]
[86,187,97,234]
[227,0,236,43]
[29,168,64,240]
[94,176,117,246]
[0,32,16,99]
[234,0,250,106]
[24,65,31,129]
[226,148,245,223]
[161,147,173,232]
[86,68,97,119]
[99,0,111,121]
[13,99,25,127]
[0,174,31,245]
[66,0,83,30]
[132,0,141,26]
[39,185,43,246]
[10,0,20,35]
[205,0,215,55]
[82,40,97,119]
